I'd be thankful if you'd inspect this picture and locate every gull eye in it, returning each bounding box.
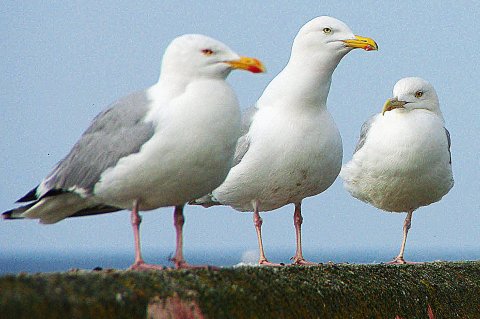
[201,49,214,56]
[415,90,424,98]
[323,27,332,34]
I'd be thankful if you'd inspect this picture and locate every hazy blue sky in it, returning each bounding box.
[1,1,479,266]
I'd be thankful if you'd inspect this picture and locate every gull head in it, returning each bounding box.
[161,34,265,79]
[292,16,378,61]
[382,77,442,117]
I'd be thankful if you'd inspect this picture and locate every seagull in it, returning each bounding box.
[340,77,454,264]
[192,16,377,266]
[2,34,265,270]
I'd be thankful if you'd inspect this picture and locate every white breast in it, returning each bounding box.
[94,80,241,210]
[341,110,453,212]
[213,105,342,212]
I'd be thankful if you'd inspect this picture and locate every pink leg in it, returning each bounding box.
[387,210,420,265]
[129,200,164,271]
[252,201,284,267]
[291,202,317,266]
[171,205,216,270]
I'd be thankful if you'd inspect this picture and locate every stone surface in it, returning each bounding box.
[1,262,479,318]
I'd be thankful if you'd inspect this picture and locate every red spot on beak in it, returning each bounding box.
[248,65,263,73]
[247,58,265,73]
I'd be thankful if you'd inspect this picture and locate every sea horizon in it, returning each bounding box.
[1,246,479,275]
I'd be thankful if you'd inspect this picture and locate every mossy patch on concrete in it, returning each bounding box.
[1,261,479,318]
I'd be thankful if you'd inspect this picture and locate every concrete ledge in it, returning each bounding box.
[1,261,479,318]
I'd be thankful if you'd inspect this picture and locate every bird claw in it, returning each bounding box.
[290,257,318,266]
[129,261,165,271]
[386,256,407,265]
[386,257,422,265]
[259,259,285,267]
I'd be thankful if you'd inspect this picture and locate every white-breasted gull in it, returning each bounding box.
[2,34,265,270]
[192,16,378,266]
[340,77,454,264]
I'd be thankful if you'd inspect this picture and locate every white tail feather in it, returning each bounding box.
[22,193,95,224]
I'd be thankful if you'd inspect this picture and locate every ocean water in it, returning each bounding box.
[1,247,478,274]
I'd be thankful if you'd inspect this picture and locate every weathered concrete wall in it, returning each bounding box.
[1,262,479,318]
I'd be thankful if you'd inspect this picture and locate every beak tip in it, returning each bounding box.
[345,36,378,51]
[230,57,266,73]
[382,97,406,115]
[249,66,265,74]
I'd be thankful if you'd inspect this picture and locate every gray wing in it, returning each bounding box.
[22,90,156,201]
[445,128,452,164]
[232,104,258,167]
[353,115,376,154]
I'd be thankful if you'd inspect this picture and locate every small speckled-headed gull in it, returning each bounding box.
[341,77,453,264]
[3,34,265,270]
[192,16,377,266]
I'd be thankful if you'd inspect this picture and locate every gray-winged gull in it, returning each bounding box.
[192,16,378,266]
[2,34,265,270]
[340,77,453,264]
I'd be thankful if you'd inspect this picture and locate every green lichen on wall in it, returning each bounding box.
[1,261,479,318]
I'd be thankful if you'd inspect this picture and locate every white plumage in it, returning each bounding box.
[4,34,265,270]
[194,16,378,265]
[341,77,453,263]
[215,103,342,212]
[94,79,242,210]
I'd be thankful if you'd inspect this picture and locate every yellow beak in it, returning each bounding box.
[382,97,407,115]
[226,56,266,73]
[343,35,378,51]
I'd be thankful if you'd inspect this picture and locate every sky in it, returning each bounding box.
[1,1,479,268]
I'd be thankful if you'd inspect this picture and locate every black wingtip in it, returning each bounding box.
[188,201,221,208]
[16,186,39,203]
[17,187,69,203]
[2,210,13,219]
[188,195,222,208]
[2,202,35,220]
[2,209,23,220]
[70,205,122,218]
